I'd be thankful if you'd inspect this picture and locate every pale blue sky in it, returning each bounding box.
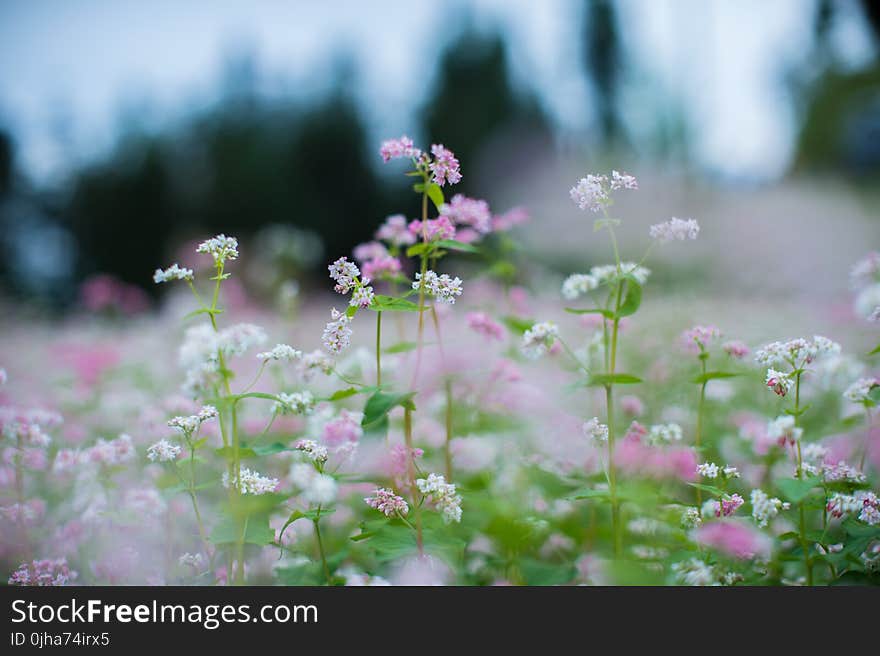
[0,0,875,182]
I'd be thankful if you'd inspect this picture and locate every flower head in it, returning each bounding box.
[843,377,878,404]
[439,195,491,233]
[520,321,559,359]
[153,263,194,284]
[764,369,792,397]
[147,439,181,462]
[561,273,599,300]
[257,344,303,362]
[223,467,278,495]
[428,144,462,186]
[376,214,417,247]
[364,488,410,517]
[466,312,505,341]
[196,234,239,265]
[380,135,422,162]
[750,488,789,527]
[583,417,609,444]
[412,270,463,305]
[322,308,353,354]
[649,217,700,243]
[416,473,462,523]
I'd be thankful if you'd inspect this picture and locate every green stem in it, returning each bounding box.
[376,311,382,387]
[313,511,332,585]
[444,379,453,482]
[404,406,424,555]
[792,371,813,586]
[606,280,625,558]
[695,356,708,506]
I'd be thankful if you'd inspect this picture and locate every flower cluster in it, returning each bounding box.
[439,195,492,234]
[294,439,329,464]
[364,488,410,517]
[681,325,721,352]
[561,263,651,300]
[696,462,739,480]
[582,417,609,444]
[328,257,375,309]
[146,439,181,463]
[750,489,789,527]
[843,377,878,404]
[196,234,239,265]
[755,336,841,369]
[168,405,218,436]
[428,144,462,187]
[273,391,315,416]
[644,423,683,445]
[153,263,194,284]
[649,217,700,243]
[466,312,505,341]
[222,467,278,495]
[520,321,559,359]
[375,214,416,247]
[379,135,421,162]
[416,473,463,524]
[257,344,303,362]
[569,171,637,212]
[722,340,750,359]
[8,558,76,586]
[412,270,463,305]
[322,309,353,354]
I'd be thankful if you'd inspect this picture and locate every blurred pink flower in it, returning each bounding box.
[695,521,771,560]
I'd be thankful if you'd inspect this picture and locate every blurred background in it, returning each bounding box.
[0,0,878,314]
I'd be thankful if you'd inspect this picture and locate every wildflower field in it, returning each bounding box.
[2,137,879,587]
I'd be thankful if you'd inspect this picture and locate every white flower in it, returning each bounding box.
[843,377,878,404]
[582,417,609,444]
[304,474,338,505]
[153,263,194,284]
[168,405,218,436]
[764,369,793,397]
[750,488,788,528]
[300,350,335,381]
[681,507,702,529]
[767,415,802,446]
[294,439,328,464]
[412,270,463,305]
[755,336,840,369]
[147,439,181,462]
[649,217,700,243]
[671,558,716,586]
[520,321,559,359]
[589,262,651,285]
[257,344,303,362]
[273,391,315,416]
[570,174,610,211]
[562,274,598,300]
[223,467,278,495]
[322,308,353,354]
[416,473,462,524]
[645,423,683,445]
[197,234,239,264]
[697,462,719,479]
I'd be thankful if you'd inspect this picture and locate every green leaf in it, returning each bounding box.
[501,315,534,335]
[210,513,275,546]
[777,477,819,503]
[384,341,419,354]
[345,305,358,319]
[233,391,279,403]
[434,239,480,254]
[593,217,621,232]
[564,307,615,319]
[687,482,726,497]
[692,371,742,384]
[327,387,361,401]
[616,274,642,317]
[214,446,258,460]
[586,373,642,386]
[868,342,880,356]
[370,295,420,313]
[425,183,445,211]
[361,390,416,429]
[250,442,292,456]
[406,243,431,258]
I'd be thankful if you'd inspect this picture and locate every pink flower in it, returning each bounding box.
[352,241,388,263]
[380,135,421,162]
[321,411,363,447]
[723,340,750,359]
[408,216,456,242]
[681,325,721,353]
[694,521,771,560]
[492,207,529,232]
[8,558,76,586]
[362,255,402,281]
[428,144,462,186]
[614,434,697,481]
[376,214,417,246]
[620,395,645,417]
[440,195,491,233]
[364,488,409,517]
[467,312,505,341]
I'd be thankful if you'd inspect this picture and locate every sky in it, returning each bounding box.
[0,0,875,183]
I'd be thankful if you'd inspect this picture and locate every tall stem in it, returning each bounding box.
[793,371,813,586]
[313,511,332,585]
[375,311,383,387]
[411,192,429,389]
[444,379,454,481]
[403,406,424,555]
[606,278,625,557]
[695,356,708,506]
